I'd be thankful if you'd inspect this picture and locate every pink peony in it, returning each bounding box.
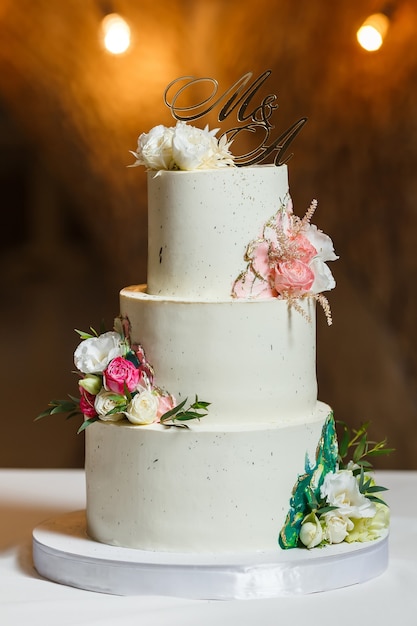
[104,357,140,394]
[274,259,315,295]
[79,387,97,418]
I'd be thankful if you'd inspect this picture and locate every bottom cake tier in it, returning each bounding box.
[85,402,331,553]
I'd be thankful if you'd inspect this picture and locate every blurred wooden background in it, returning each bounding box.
[0,0,415,468]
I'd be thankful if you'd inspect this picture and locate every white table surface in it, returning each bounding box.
[1,469,416,625]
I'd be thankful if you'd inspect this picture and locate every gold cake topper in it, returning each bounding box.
[164,70,307,167]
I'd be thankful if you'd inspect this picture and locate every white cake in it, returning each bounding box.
[85,162,333,552]
[34,113,390,597]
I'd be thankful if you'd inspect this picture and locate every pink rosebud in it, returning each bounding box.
[274,259,314,295]
[104,356,140,394]
[79,387,97,418]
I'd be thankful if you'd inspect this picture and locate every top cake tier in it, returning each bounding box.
[147,164,288,300]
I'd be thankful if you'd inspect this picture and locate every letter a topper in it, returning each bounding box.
[164,70,307,166]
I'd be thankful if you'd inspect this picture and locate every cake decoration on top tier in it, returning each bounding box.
[232,195,337,324]
[130,71,337,322]
[36,70,391,557]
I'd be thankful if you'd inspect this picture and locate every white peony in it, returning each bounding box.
[74,332,125,374]
[94,389,125,422]
[299,513,323,549]
[172,122,233,170]
[130,124,175,170]
[320,470,376,519]
[124,389,159,425]
[322,512,353,544]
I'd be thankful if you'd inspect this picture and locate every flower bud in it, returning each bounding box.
[299,513,323,549]
[79,374,102,395]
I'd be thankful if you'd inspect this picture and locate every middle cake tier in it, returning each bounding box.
[120,285,318,427]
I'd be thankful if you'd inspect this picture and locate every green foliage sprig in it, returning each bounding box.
[336,420,394,506]
[337,420,394,470]
[160,396,210,427]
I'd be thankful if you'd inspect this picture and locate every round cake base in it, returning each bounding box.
[32,511,388,600]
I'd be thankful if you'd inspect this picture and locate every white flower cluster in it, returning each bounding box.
[299,469,389,548]
[129,121,235,171]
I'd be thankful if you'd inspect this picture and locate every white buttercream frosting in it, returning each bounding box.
[86,404,331,553]
[147,165,289,300]
[86,163,333,554]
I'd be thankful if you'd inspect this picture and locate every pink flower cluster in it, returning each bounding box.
[76,317,176,424]
[233,197,337,300]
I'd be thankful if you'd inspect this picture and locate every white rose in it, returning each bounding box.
[94,389,125,422]
[320,470,376,519]
[299,513,323,549]
[172,122,233,170]
[130,124,175,170]
[74,331,124,374]
[124,389,158,425]
[322,512,353,544]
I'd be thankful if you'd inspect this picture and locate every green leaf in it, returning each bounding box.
[337,423,350,459]
[75,328,98,340]
[353,434,367,463]
[77,417,99,433]
[316,505,338,516]
[175,411,206,421]
[159,398,188,423]
[365,485,389,494]
[367,447,395,457]
[367,495,388,506]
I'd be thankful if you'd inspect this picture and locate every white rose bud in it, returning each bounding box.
[299,513,323,549]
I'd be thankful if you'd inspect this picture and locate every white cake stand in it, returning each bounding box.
[32,510,388,600]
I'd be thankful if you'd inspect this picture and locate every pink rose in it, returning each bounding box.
[156,392,177,421]
[274,259,314,295]
[104,356,140,394]
[291,233,317,264]
[79,387,97,418]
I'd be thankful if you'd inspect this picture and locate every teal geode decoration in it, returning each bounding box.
[279,413,338,549]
